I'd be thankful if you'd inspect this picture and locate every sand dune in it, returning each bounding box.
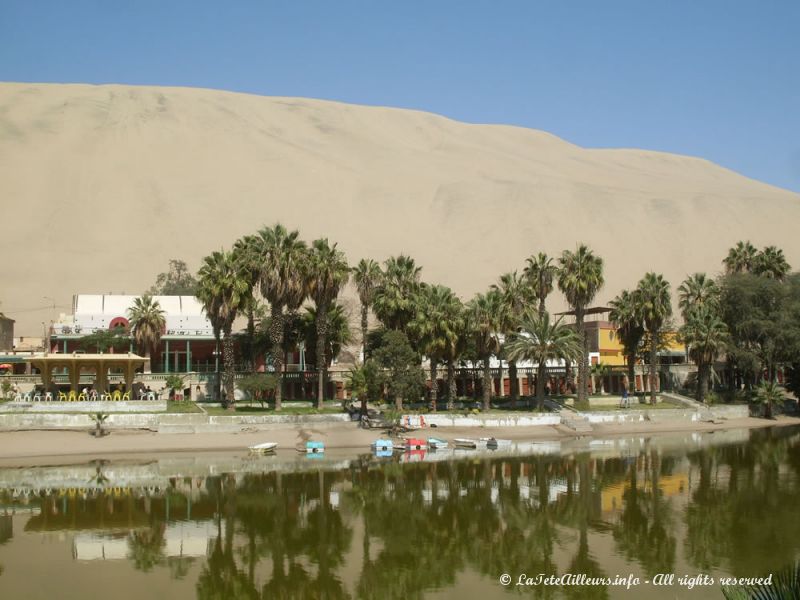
[1,82,798,335]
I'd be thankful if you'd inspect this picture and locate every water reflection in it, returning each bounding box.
[1,427,800,599]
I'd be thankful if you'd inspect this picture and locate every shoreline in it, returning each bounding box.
[1,415,798,466]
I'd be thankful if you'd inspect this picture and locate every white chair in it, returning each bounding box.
[23,392,32,402]
[44,392,53,402]
[33,393,42,402]
[13,392,22,402]
[146,392,156,401]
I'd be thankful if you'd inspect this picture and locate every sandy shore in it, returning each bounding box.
[1,416,798,465]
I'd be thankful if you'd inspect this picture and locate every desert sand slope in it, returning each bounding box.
[1,82,798,334]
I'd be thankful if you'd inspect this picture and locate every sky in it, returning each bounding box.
[1,0,799,192]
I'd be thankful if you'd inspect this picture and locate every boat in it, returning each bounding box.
[371,438,393,452]
[427,437,449,449]
[373,447,394,458]
[403,438,427,451]
[454,438,487,450]
[483,437,512,449]
[248,442,278,453]
[298,440,325,454]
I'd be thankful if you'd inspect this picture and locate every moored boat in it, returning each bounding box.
[248,442,278,453]
[298,440,325,454]
[483,437,512,449]
[427,437,448,449]
[454,438,487,449]
[371,438,393,452]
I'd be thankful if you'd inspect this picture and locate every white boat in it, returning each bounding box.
[454,438,487,450]
[427,437,449,449]
[248,442,278,453]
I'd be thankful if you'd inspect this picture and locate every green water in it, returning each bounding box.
[1,427,799,599]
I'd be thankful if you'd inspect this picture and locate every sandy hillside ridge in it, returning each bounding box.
[1,82,798,335]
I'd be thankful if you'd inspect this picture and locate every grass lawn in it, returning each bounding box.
[166,400,205,414]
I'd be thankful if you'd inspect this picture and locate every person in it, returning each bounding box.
[621,375,630,409]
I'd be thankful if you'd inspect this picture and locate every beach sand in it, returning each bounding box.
[1,416,797,466]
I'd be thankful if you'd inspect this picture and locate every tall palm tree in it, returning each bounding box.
[557,244,604,404]
[524,252,558,316]
[256,224,308,411]
[754,246,791,280]
[635,272,672,405]
[372,255,422,332]
[609,289,644,396]
[466,290,502,411]
[232,234,263,372]
[197,251,251,409]
[127,295,166,374]
[723,241,758,275]
[678,273,719,320]
[492,271,535,406]
[305,239,350,408]
[504,311,582,410]
[408,285,463,411]
[680,304,729,404]
[352,259,383,361]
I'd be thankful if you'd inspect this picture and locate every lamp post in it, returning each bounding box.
[42,296,55,354]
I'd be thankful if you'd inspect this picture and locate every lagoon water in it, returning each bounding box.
[1,427,798,599]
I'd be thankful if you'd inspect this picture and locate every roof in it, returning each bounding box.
[75,295,205,318]
[555,307,612,317]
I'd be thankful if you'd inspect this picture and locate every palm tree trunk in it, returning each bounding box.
[223,326,236,410]
[482,356,491,411]
[144,349,151,374]
[576,309,586,403]
[361,303,368,362]
[698,360,709,404]
[446,358,456,410]
[429,359,438,412]
[269,305,284,411]
[627,352,636,397]
[649,332,658,405]
[536,360,546,411]
[316,303,328,410]
[509,360,518,408]
[246,307,256,373]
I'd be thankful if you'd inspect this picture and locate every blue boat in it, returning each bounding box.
[299,440,325,454]
[371,438,393,452]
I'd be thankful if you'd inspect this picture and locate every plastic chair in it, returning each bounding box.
[13,392,22,402]
[78,393,87,402]
[112,391,122,401]
[45,392,53,402]
[33,393,42,402]
[122,391,131,401]
[146,392,156,401]
[23,392,32,402]
[58,392,67,402]
[68,391,78,402]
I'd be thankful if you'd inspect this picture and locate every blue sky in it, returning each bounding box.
[2,0,798,191]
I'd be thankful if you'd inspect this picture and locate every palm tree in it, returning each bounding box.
[197,250,251,409]
[524,252,558,316]
[352,259,383,361]
[677,273,720,320]
[408,285,463,411]
[256,224,308,411]
[231,234,263,371]
[504,311,582,410]
[492,271,534,406]
[305,239,350,408]
[756,381,784,419]
[723,241,758,275]
[127,295,166,373]
[590,362,609,395]
[301,303,353,370]
[680,304,729,403]
[635,272,672,405]
[609,289,644,397]
[466,290,502,411]
[557,244,604,404]
[754,246,791,280]
[372,255,422,332]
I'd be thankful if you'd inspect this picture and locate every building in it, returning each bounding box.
[0,313,14,351]
[50,295,218,373]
